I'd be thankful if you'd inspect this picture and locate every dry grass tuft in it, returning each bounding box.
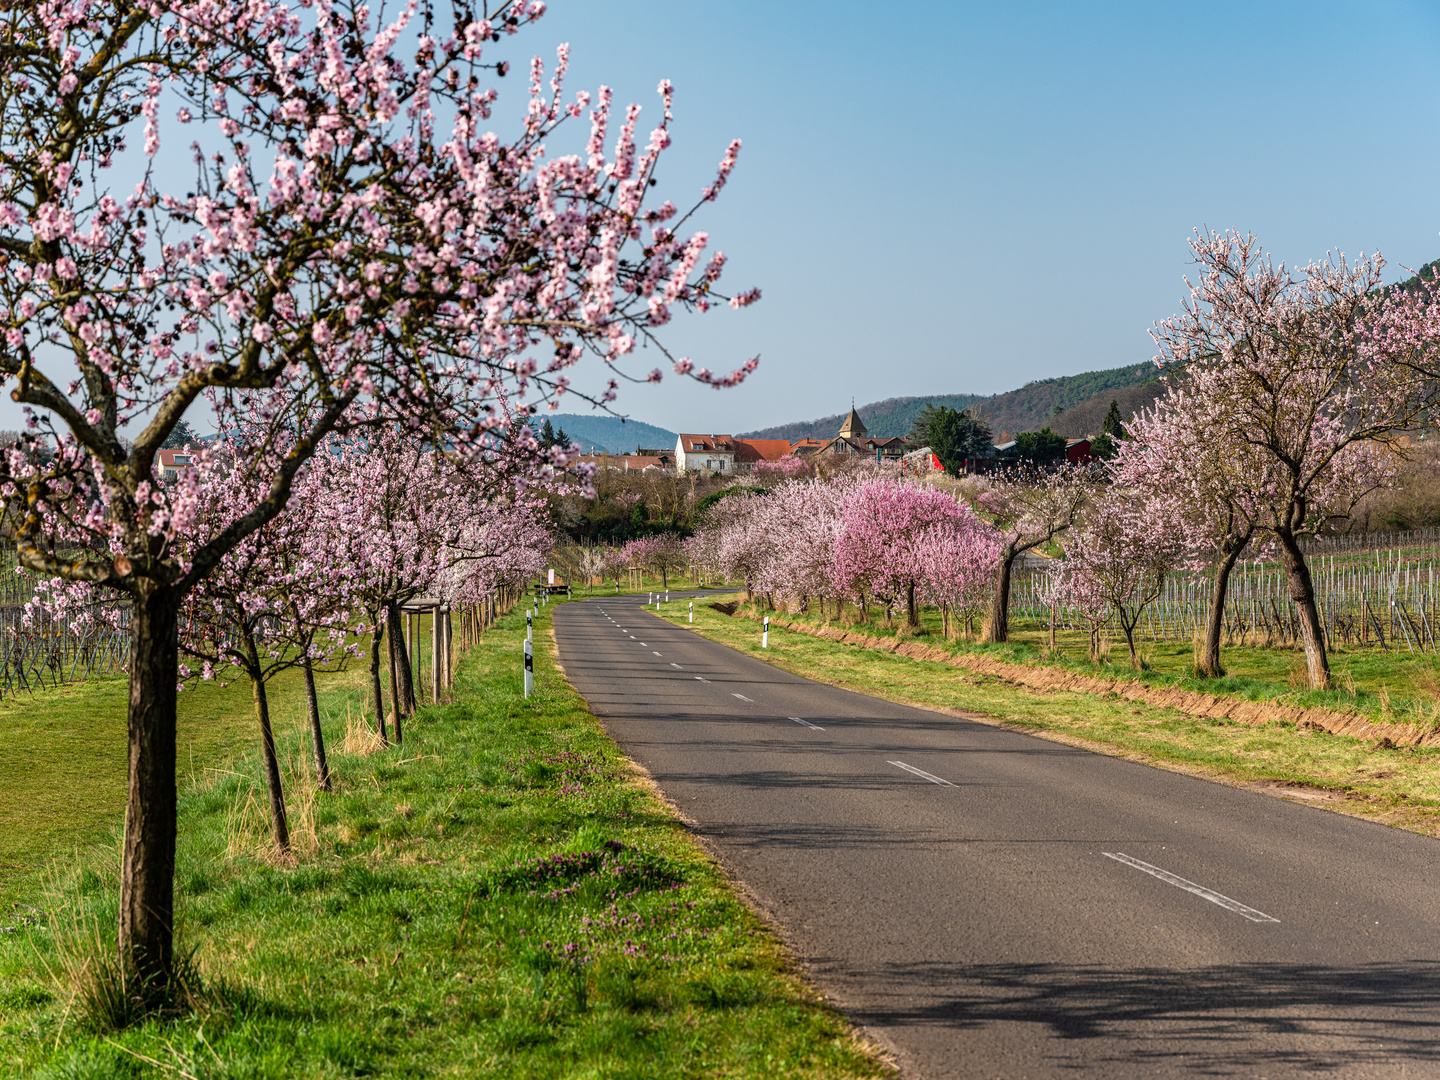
[224,783,286,863]
[1341,669,1359,699]
[35,900,218,1034]
[341,702,385,756]
[223,751,323,864]
[1287,662,1310,692]
[285,749,321,861]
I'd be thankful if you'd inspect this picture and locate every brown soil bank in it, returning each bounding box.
[720,606,1440,749]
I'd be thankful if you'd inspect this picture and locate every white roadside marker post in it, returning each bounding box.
[526,609,533,642]
[523,639,534,698]
[763,615,769,649]
[689,600,694,623]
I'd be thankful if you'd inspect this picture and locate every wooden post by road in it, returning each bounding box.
[431,605,441,702]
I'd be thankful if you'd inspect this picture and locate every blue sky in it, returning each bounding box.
[530,0,1440,433]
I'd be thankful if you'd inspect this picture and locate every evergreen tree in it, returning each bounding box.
[1013,427,1068,466]
[1102,399,1125,440]
[929,408,994,475]
[1090,399,1125,460]
[536,418,572,449]
[161,418,200,449]
[905,403,943,448]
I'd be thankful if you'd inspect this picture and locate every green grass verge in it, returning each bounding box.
[750,599,1440,729]
[658,600,1440,837]
[0,602,887,1079]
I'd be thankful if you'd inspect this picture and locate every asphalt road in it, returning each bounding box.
[554,592,1440,1078]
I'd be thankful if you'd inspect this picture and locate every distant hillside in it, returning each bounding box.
[1048,379,1165,438]
[738,394,983,442]
[739,364,1157,443]
[535,414,678,455]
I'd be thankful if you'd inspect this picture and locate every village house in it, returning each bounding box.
[901,446,946,475]
[157,448,200,480]
[671,405,915,476]
[577,451,673,474]
[791,407,906,463]
[674,433,738,474]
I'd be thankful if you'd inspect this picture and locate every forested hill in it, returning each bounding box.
[736,394,985,443]
[531,414,679,455]
[738,363,1157,441]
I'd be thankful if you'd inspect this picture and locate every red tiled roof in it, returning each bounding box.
[158,449,199,470]
[678,433,735,452]
[577,454,667,471]
[733,438,794,463]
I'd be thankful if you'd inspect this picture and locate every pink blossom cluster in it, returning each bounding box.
[688,476,1001,625]
[1052,484,1186,667]
[621,534,685,588]
[0,0,757,599]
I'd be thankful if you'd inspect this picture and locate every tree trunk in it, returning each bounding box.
[369,619,388,745]
[241,624,290,854]
[1277,530,1331,689]
[118,586,181,995]
[984,548,1019,643]
[386,605,403,745]
[300,653,331,793]
[905,582,919,628]
[1120,617,1141,670]
[388,602,415,715]
[1196,542,1245,679]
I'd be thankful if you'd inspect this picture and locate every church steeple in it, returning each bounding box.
[838,399,867,439]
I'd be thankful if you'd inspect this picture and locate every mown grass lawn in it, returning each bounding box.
[0,602,887,1079]
[658,599,1440,837]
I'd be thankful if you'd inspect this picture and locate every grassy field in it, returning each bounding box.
[656,598,1440,837]
[0,602,887,1079]
[0,661,374,915]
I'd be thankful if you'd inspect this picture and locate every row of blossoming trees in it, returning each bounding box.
[0,0,758,997]
[691,230,1440,695]
[158,398,554,853]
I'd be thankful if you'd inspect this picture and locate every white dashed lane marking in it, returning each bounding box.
[888,760,955,786]
[1102,853,1280,923]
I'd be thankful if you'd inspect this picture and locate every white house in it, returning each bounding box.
[675,433,737,474]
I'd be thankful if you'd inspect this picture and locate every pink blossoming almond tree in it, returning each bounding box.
[1059,484,1185,670]
[1114,381,1272,678]
[971,466,1093,643]
[177,434,357,853]
[1150,230,1440,689]
[0,1,757,992]
[831,478,993,630]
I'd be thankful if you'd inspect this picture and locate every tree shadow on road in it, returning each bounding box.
[840,959,1440,1074]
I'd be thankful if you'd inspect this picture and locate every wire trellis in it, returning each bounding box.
[0,559,130,699]
[1013,527,1440,654]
